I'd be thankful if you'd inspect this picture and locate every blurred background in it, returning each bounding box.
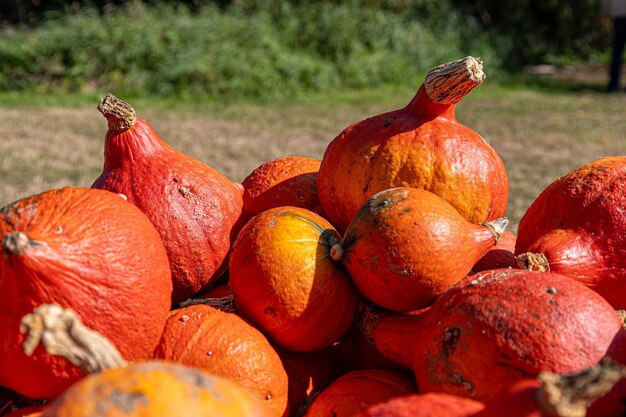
[0,0,624,230]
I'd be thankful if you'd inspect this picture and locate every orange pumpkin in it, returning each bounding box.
[229,206,358,351]
[153,304,289,417]
[0,188,172,400]
[318,56,508,231]
[242,156,326,218]
[39,361,274,417]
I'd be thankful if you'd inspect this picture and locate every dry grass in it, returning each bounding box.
[1,86,625,232]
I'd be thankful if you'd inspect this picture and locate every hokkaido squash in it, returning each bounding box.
[330,187,508,311]
[153,304,289,417]
[515,156,626,309]
[92,93,245,304]
[0,188,172,400]
[229,206,358,351]
[242,156,326,218]
[356,393,484,417]
[374,269,621,401]
[318,56,508,231]
[471,230,516,273]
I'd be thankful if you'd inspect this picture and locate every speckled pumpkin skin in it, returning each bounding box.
[0,188,172,400]
[40,362,273,417]
[153,304,289,417]
[318,85,508,231]
[339,187,501,312]
[409,269,621,401]
[303,369,416,417]
[229,206,358,352]
[515,156,626,309]
[242,156,326,218]
[357,393,484,417]
[92,116,245,304]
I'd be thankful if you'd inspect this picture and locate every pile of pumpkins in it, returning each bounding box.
[0,56,624,417]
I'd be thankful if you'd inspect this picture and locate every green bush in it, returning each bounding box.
[0,1,498,99]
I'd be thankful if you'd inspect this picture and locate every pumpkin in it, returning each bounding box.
[229,206,358,351]
[242,156,326,218]
[374,269,621,401]
[0,188,172,400]
[317,56,508,231]
[330,187,508,312]
[153,304,289,417]
[356,393,484,417]
[40,361,273,417]
[92,93,245,304]
[303,369,416,417]
[515,156,626,309]
[470,230,516,273]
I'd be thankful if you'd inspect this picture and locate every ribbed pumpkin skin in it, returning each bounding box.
[357,393,484,417]
[515,156,626,309]
[408,269,621,401]
[40,362,273,417]
[471,230,516,273]
[338,188,501,312]
[318,84,508,231]
[0,187,172,400]
[153,305,289,417]
[92,113,245,304]
[304,369,416,417]
[229,206,358,351]
[242,156,326,218]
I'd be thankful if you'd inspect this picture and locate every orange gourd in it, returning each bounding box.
[242,156,326,218]
[92,93,245,304]
[356,393,484,417]
[153,304,289,417]
[40,361,274,417]
[318,56,508,231]
[229,206,358,351]
[330,187,508,312]
[303,369,416,417]
[0,188,172,400]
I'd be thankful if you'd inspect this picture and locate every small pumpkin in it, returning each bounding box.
[229,206,358,351]
[330,187,508,312]
[0,188,172,400]
[92,93,245,304]
[153,304,289,417]
[318,56,508,231]
[470,230,516,273]
[356,393,484,417]
[242,156,326,218]
[303,369,416,417]
[515,156,626,309]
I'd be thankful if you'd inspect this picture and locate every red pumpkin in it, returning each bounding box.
[304,369,416,417]
[356,393,484,417]
[471,230,516,273]
[0,187,172,400]
[92,93,245,304]
[587,326,626,417]
[374,269,621,401]
[229,206,358,351]
[331,187,508,311]
[515,156,626,309]
[242,156,326,218]
[318,56,508,231]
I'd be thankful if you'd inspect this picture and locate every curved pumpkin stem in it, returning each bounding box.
[98,93,137,131]
[424,56,486,105]
[515,252,550,272]
[483,217,509,242]
[21,304,126,373]
[537,358,626,417]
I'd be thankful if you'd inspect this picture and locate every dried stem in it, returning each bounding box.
[515,252,551,272]
[424,56,486,105]
[98,93,137,131]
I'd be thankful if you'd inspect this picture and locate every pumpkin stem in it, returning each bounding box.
[2,231,31,255]
[424,56,486,105]
[98,93,137,132]
[330,243,344,262]
[179,295,237,314]
[536,358,626,417]
[483,217,509,242]
[21,304,126,373]
[515,252,550,272]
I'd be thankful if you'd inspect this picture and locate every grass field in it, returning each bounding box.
[0,79,624,233]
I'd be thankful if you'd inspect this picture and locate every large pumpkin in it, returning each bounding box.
[92,93,245,304]
[0,187,172,399]
[318,56,508,231]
